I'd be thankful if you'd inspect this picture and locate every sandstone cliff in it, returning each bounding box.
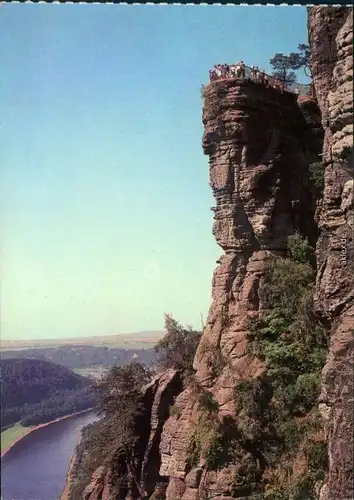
[308,7,353,500]
[63,7,353,500]
[159,70,322,500]
[62,370,183,500]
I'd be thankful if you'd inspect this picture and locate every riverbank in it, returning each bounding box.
[1,408,94,458]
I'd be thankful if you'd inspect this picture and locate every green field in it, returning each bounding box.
[1,423,35,453]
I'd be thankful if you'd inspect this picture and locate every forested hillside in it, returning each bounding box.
[0,359,96,428]
[1,345,156,370]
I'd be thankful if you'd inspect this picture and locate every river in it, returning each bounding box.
[1,411,99,500]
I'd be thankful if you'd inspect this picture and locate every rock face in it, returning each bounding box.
[308,7,354,500]
[157,80,322,500]
[61,369,183,500]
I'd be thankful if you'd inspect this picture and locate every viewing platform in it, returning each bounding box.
[207,63,311,96]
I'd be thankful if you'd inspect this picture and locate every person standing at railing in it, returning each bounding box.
[215,65,222,79]
[254,66,260,82]
[250,65,256,81]
[209,69,217,81]
[240,61,246,78]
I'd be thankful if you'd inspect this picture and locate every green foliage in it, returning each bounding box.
[305,441,328,482]
[276,417,302,452]
[270,53,299,85]
[0,358,95,429]
[287,232,315,265]
[185,233,328,497]
[198,390,220,413]
[297,43,311,77]
[190,233,327,496]
[289,473,316,500]
[200,417,238,471]
[187,426,203,468]
[259,467,321,500]
[309,162,325,196]
[204,428,229,469]
[231,460,261,497]
[69,361,153,498]
[294,373,321,413]
[96,360,151,418]
[250,259,315,345]
[231,233,329,495]
[95,361,151,454]
[187,392,233,470]
[155,314,201,375]
[236,378,273,421]
[270,44,311,85]
[247,234,326,414]
[67,421,108,500]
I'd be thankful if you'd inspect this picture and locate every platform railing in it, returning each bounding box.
[208,64,311,96]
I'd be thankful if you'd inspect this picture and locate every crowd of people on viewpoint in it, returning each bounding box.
[209,61,303,94]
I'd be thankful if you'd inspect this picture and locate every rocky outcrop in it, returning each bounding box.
[155,79,322,500]
[83,467,116,500]
[308,7,354,500]
[61,369,183,500]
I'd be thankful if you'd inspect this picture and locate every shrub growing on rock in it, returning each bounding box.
[287,231,316,265]
[155,314,201,376]
[185,234,328,497]
[309,162,325,196]
[232,233,329,497]
[69,361,152,499]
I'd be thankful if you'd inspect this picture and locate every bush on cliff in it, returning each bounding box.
[185,234,328,498]
[93,362,151,464]
[187,407,232,471]
[155,314,201,376]
[236,233,329,497]
[309,161,325,197]
[69,361,152,499]
[287,231,316,265]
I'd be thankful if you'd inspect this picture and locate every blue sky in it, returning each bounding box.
[1,5,309,340]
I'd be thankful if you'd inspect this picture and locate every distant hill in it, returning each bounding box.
[0,345,156,371]
[0,331,165,351]
[0,359,95,429]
